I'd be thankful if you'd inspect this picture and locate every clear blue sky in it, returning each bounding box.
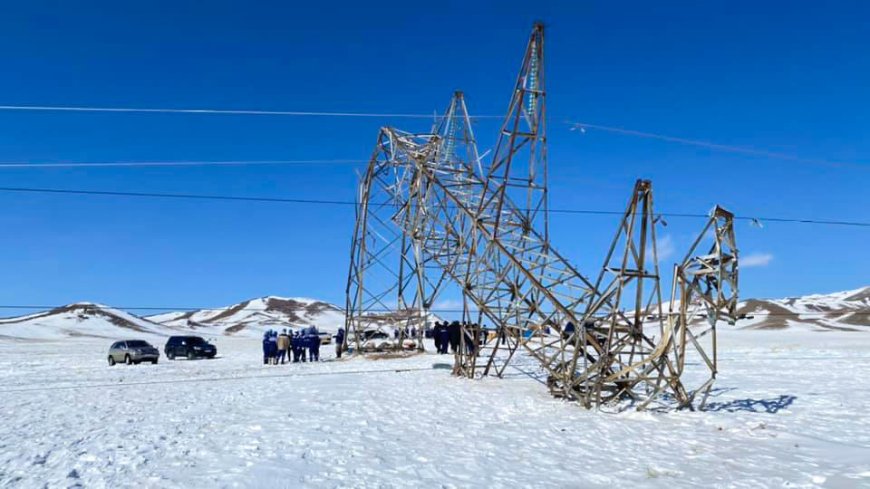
[0,1,867,314]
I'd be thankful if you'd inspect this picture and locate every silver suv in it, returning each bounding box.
[108,340,160,366]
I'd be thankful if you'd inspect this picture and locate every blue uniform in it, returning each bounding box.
[294,332,305,362]
[290,334,299,362]
[437,326,450,354]
[262,332,270,364]
[267,331,278,364]
[307,326,320,362]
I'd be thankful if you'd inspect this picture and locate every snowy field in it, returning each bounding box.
[1,329,869,488]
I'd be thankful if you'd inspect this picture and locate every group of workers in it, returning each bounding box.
[262,327,347,364]
[431,321,489,355]
[260,318,584,364]
[262,320,515,362]
[262,326,321,365]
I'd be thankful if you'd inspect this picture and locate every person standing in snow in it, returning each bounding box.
[268,330,279,365]
[432,321,441,353]
[306,325,320,362]
[290,331,299,363]
[277,329,290,365]
[435,322,445,354]
[298,330,307,363]
[448,321,461,353]
[262,330,271,365]
[335,327,346,359]
[296,331,306,363]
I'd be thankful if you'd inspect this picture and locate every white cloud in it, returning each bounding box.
[742,252,774,268]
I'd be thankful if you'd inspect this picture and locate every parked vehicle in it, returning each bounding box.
[358,329,393,352]
[164,336,216,360]
[108,340,159,366]
[318,331,332,345]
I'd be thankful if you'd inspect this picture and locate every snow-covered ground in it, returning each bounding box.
[1,328,869,488]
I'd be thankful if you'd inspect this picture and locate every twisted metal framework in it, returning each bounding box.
[344,23,739,410]
[561,179,685,408]
[344,133,434,352]
[669,207,739,408]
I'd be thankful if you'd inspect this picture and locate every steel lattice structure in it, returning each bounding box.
[668,206,739,408]
[344,23,739,410]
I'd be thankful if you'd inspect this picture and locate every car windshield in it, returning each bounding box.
[126,340,150,348]
[185,337,206,345]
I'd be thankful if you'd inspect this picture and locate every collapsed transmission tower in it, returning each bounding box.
[669,206,739,408]
[344,22,739,410]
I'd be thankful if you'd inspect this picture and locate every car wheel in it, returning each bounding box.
[125,354,132,365]
[108,356,116,366]
[187,351,195,360]
[167,352,175,360]
[151,359,158,364]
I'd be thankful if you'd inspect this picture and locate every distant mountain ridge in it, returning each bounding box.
[0,287,867,340]
[0,296,345,341]
[737,286,870,331]
[0,303,170,340]
[145,296,344,337]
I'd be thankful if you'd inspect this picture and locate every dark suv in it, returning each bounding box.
[164,336,216,360]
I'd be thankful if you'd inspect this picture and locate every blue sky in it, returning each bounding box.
[0,1,867,314]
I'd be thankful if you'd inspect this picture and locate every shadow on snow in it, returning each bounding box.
[704,394,797,413]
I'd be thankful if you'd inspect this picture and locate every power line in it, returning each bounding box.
[0,303,867,317]
[550,207,870,228]
[0,186,356,206]
[569,122,869,170]
[0,159,368,169]
[0,104,503,119]
[0,185,867,228]
[0,104,864,170]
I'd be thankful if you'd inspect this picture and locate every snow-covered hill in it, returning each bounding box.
[0,287,866,341]
[737,286,870,331]
[0,303,174,340]
[0,297,345,341]
[145,296,345,338]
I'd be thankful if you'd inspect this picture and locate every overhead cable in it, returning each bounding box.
[0,185,866,228]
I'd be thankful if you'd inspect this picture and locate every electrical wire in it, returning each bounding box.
[0,104,503,119]
[0,159,368,169]
[0,104,864,171]
[0,186,356,206]
[569,122,869,170]
[0,185,866,228]
[0,303,866,317]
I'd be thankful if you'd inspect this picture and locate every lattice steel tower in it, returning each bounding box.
[344,23,739,410]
